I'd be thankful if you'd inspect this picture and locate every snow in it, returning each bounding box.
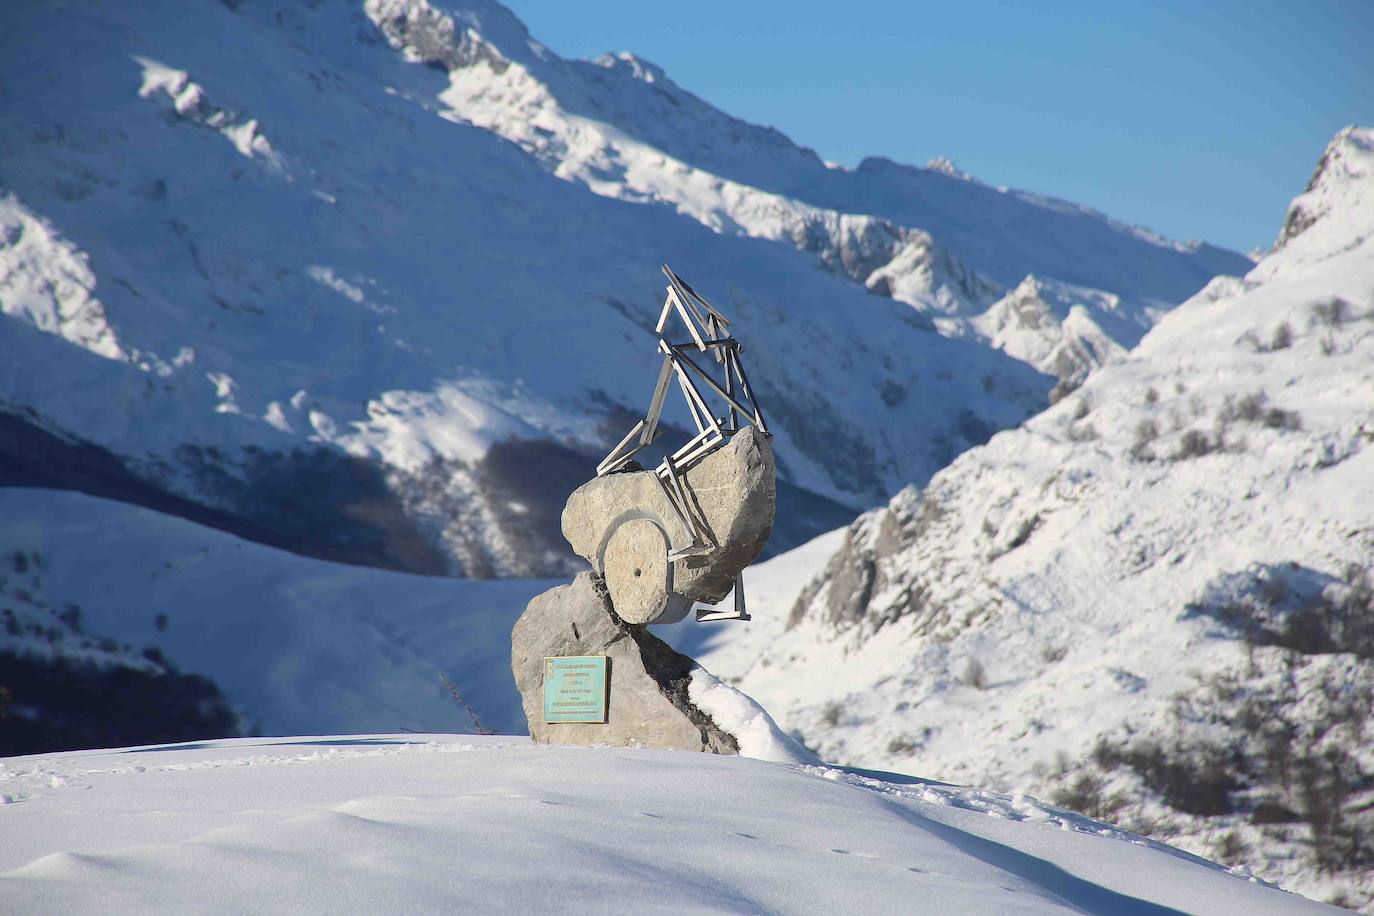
[0,735,1335,913]
[0,488,554,737]
[687,668,817,765]
[424,0,1249,376]
[690,126,1374,908]
[0,0,1077,579]
[0,196,124,362]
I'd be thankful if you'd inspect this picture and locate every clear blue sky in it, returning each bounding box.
[501,0,1372,254]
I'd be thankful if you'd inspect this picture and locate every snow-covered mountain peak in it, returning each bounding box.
[925,156,979,183]
[1275,125,1374,258]
[969,273,1144,385]
[419,0,1247,322]
[591,51,670,86]
[366,0,543,71]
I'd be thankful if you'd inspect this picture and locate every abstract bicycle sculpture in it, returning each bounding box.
[511,265,778,753]
[565,265,775,624]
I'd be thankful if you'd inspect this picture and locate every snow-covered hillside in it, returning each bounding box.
[0,0,1245,580]
[0,487,552,752]
[398,0,1249,383]
[689,127,1374,909]
[0,735,1337,913]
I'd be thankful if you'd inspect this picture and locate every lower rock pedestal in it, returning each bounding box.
[511,572,740,754]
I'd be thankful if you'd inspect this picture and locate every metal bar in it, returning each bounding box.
[597,441,645,476]
[671,432,722,470]
[654,290,675,335]
[664,347,721,438]
[604,418,645,463]
[663,265,730,327]
[723,347,739,431]
[675,365,709,434]
[652,467,698,551]
[596,419,646,475]
[671,346,760,431]
[661,453,704,545]
[670,338,735,350]
[666,286,708,351]
[705,315,727,364]
[641,356,674,445]
[730,351,768,433]
[656,425,714,476]
[679,364,720,435]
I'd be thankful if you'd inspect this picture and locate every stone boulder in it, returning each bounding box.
[511,572,740,753]
[561,427,775,623]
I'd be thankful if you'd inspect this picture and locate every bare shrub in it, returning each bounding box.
[1096,737,1240,816]
[887,734,925,755]
[1129,419,1159,461]
[1041,645,1068,665]
[820,699,843,727]
[1217,391,1299,433]
[440,673,493,735]
[1225,392,1264,425]
[1212,830,1249,864]
[1066,422,1099,442]
[962,658,988,690]
[1049,772,1123,822]
[1143,386,1159,405]
[1270,322,1294,350]
[1263,407,1302,431]
[1319,333,1337,356]
[1312,297,1351,328]
[1174,429,1214,460]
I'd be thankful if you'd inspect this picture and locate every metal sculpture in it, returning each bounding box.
[593,265,771,622]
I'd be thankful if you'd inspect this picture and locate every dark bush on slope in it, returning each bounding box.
[0,652,244,756]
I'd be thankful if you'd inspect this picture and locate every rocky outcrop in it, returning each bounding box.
[511,572,739,753]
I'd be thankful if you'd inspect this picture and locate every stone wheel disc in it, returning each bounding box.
[602,518,670,624]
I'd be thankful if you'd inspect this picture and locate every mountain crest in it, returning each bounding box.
[1276,125,1374,251]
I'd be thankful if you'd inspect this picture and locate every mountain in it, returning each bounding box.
[0,0,1246,580]
[389,0,1251,382]
[0,735,1337,914]
[686,126,1374,909]
[0,486,553,755]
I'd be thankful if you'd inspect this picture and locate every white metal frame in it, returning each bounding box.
[596,265,771,621]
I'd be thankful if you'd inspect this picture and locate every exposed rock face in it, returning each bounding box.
[561,427,775,623]
[511,572,740,753]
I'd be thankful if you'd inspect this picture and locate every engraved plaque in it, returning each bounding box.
[543,655,608,724]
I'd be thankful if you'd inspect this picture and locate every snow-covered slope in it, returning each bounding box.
[0,487,553,747]
[2,0,1253,581]
[0,735,1336,913]
[412,0,1250,374]
[689,127,1374,908]
[0,0,1071,579]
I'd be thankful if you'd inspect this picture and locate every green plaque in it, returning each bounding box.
[543,655,608,724]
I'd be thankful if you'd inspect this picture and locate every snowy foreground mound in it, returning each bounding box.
[0,736,1333,914]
